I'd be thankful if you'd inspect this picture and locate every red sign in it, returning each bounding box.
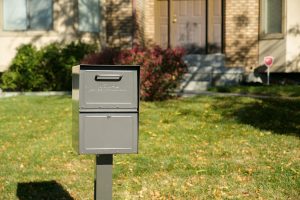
[264,56,274,67]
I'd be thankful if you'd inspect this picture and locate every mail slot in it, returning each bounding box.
[79,68,138,109]
[72,65,140,154]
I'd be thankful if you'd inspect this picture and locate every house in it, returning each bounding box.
[1,0,300,79]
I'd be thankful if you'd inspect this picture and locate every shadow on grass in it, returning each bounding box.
[213,97,300,137]
[17,181,74,200]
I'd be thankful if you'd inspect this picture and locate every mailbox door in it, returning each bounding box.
[80,69,138,109]
[79,113,138,154]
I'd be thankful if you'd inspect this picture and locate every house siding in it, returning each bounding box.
[106,0,133,48]
[0,0,107,72]
[224,0,259,71]
[286,0,300,72]
[1,0,299,74]
[135,0,145,45]
[135,0,155,46]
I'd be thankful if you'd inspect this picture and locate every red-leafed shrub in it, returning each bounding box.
[81,45,187,101]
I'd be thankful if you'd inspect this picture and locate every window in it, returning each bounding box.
[78,0,101,32]
[260,0,284,38]
[3,0,52,31]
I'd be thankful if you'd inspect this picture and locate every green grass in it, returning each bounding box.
[209,85,300,98]
[0,95,299,199]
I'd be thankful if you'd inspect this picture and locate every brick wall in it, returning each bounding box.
[104,0,155,48]
[106,0,133,48]
[135,0,145,45]
[224,0,259,71]
[135,0,155,46]
[143,1,155,44]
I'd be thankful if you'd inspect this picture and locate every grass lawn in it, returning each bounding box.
[208,85,300,98]
[0,95,299,199]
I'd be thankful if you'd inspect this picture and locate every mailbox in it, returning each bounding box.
[72,65,140,154]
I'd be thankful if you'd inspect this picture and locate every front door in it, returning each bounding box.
[155,0,206,53]
[171,0,206,52]
[155,0,222,53]
[155,0,169,48]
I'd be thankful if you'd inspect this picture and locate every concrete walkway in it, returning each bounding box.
[0,91,71,98]
[0,90,298,100]
[177,91,300,100]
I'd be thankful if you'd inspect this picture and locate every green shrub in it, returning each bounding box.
[0,72,3,86]
[0,42,96,91]
[39,42,96,90]
[1,44,46,91]
[82,45,187,101]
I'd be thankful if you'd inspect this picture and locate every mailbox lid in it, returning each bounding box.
[79,113,138,154]
[79,65,139,109]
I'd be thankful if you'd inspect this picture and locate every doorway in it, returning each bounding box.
[155,0,222,53]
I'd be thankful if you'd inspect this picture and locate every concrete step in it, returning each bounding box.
[187,65,213,73]
[182,73,212,82]
[179,54,245,95]
[179,81,211,92]
[184,53,225,68]
[211,72,243,86]
[212,67,244,74]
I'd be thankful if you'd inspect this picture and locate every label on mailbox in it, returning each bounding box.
[79,67,139,110]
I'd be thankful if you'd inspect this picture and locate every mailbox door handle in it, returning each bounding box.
[95,74,123,82]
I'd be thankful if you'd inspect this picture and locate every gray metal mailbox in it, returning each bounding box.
[72,65,140,200]
[72,64,140,200]
[72,65,139,154]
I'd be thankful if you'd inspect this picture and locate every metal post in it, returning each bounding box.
[267,66,270,85]
[94,154,113,200]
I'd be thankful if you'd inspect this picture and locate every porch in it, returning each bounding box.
[179,54,244,94]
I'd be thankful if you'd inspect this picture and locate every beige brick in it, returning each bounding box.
[134,0,155,46]
[224,0,259,69]
[106,0,133,48]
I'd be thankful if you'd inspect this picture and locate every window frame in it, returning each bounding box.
[2,0,53,32]
[259,0,286,40]
[77,0,101,33]
[27,0,53,31]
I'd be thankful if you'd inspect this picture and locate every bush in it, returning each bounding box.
[82,46,187,101]
[39,42,96,90]
[1,42,96,91]
[0,72,2,86]
[1,44,45,91]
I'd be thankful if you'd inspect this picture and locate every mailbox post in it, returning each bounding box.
[72,65,140,200]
